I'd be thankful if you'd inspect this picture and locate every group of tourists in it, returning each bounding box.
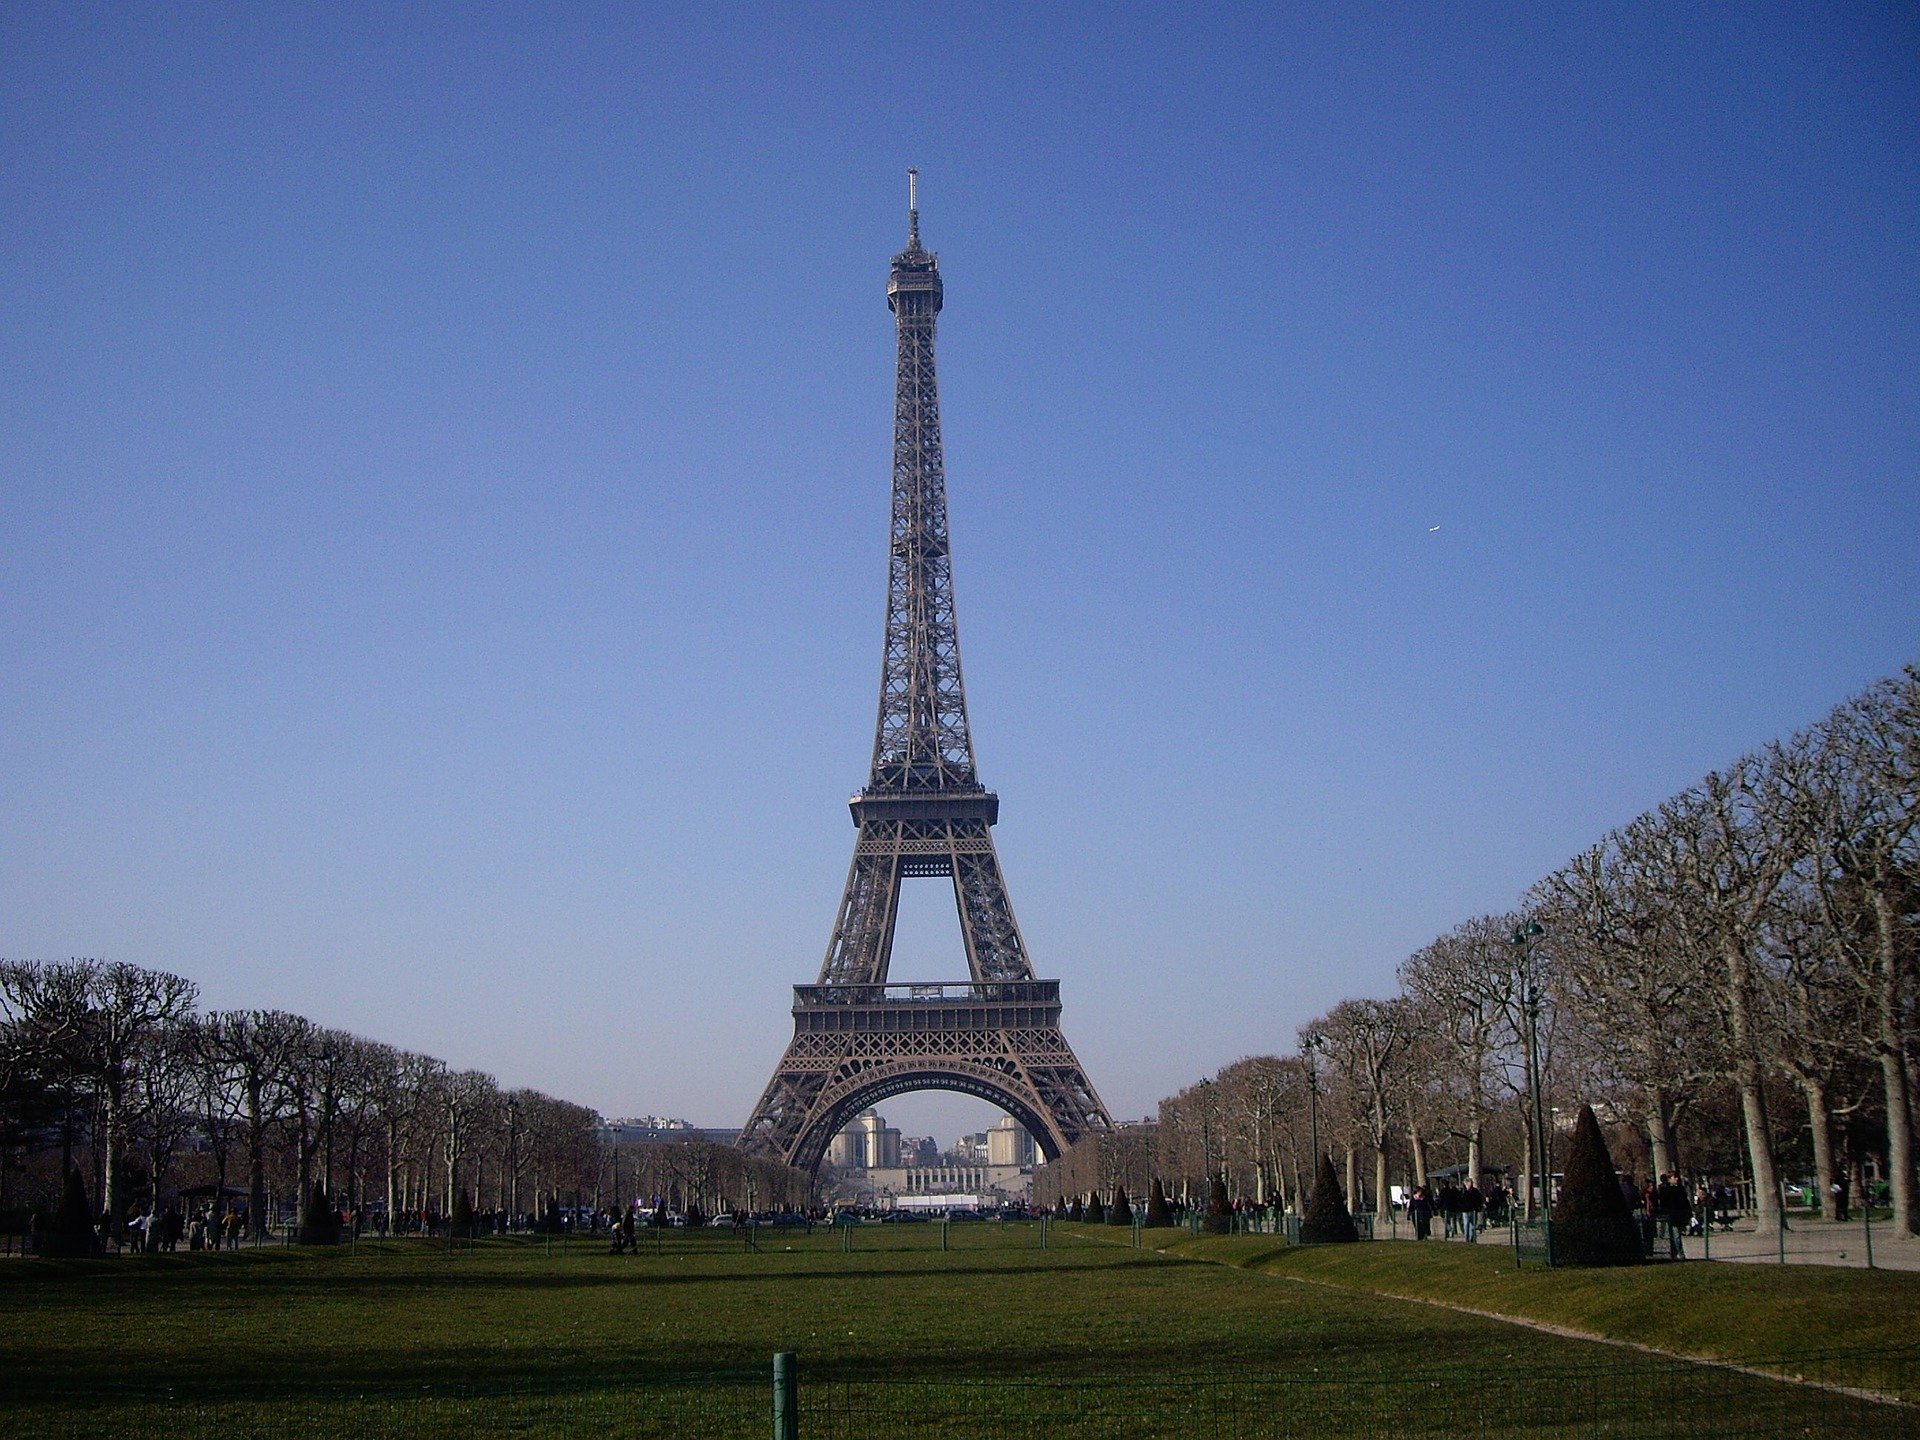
[1403,1178,1504,1241]
[122,1205,245,1253]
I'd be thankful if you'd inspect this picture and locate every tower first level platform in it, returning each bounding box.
[747,982,1108,1173]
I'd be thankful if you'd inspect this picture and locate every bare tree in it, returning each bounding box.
[1533,834,1723,1180]
[1399,917,1512,1185]
[201,1010,307,1236]
[1313,996,1406,1215]
[0,961,198,1237]
[1661,756,1799,1231]
[1787,668,1920,1233]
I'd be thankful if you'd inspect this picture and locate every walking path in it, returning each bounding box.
[1677,1218,1920,1271]
[1376,1214,1920,1272]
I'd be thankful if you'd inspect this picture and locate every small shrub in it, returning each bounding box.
[1108,1185,1132,1224]
[297,1184,342,1246]
[1086,1193,1107,1223]
[451,1188,475,1239]
[1202,1176,1233,1235]
[1068,1197,1084,1222]
[42,1168,102,1258]
[1143,1178,1173,1228]
[1053,1197,1069,1220]
[1298,1155,1359,1244]
[1551,1104,1643,1267]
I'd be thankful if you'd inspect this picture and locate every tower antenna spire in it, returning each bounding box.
[907,167,920,248]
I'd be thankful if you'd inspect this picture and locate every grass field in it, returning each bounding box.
[3,1222,1916,1438]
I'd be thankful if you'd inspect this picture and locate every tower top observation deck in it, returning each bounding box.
[888,168,942,314]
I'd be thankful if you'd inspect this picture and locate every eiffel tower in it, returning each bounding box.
[741,175,1111,1171]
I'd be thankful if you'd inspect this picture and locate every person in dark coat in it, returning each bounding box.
[1409,1185,1433,1240]
[1655,1174,1691,1259]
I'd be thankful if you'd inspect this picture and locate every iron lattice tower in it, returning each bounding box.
[741,177,1111,1171]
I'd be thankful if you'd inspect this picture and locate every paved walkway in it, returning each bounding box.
[1370,1215,1920,1271]
[1680,1218,1920,1271]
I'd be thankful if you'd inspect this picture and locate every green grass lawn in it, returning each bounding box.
[1,1223,1913,1438]
[1136,1230,1920,1400]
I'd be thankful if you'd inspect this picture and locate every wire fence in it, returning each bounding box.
[9,1348,1915,1440]
[1507,1212,1906,1271]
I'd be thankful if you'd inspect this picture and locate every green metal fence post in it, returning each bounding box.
[1778,1218,1786,1265]
[941,1218,950,1252]
[1040,1215,1049,1249]
[1863,1203,1874,1269]
[841,1221,851,1254]
[772,1351,797,1440]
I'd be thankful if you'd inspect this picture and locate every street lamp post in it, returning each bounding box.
[1197,1079,1216,1195]
[1302,1031,1326,1172]
[1509,922,1548,1220]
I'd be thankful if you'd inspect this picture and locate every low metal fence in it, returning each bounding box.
[1511,1212,1899,1270]
[14,1348,1914,1439]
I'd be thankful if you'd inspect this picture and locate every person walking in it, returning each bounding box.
[1409,1185,1433,1241]
[1462,1180,1484,1242]
[1655,1173,1691,1259]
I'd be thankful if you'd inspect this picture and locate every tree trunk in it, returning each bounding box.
[1878,1047,1916,1235]
[102,1084,126,1241]
[1520,1124,1535,1221]
[1802,1077,1836,1222]
[1645,1085,1675,1178]
[1408,1125,1428,1188]
[1873,889,1917,1234]
[1465,1120,1481,1189]
[246,1081,269,1238]
[1723,937,1783,1231]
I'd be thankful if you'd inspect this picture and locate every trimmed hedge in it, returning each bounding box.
[1299,1154,1359,1244]
[1550,1104,1643,1267]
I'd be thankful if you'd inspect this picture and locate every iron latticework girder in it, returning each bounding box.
[741,180,1110,1171]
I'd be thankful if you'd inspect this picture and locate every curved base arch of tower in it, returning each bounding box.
[742,978,1109,1173]
[741,181,1110,1178]
[786,1065,1066,1176]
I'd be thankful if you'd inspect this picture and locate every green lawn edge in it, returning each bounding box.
[1086,1228,1920,1398]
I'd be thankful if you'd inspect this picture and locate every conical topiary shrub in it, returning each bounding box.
[1143,1177,1173,1228]
[1068,1197,1085,1222]
[43,1167,102,1258]
[1108,1184,1133,1225]
[1551,1104,1643,1267]
[451,1187,476,1239]
[1053,1196,1069,1220]
[1298,1154,1359,1244]
[297,1183,342,1245]
[1201,1175,1233,1235]
[1085,1193,1106,1223]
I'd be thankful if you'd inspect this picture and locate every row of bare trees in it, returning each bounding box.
[1135,666,1918,1237]
[0,959,603,1238]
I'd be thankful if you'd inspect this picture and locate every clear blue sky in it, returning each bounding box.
[4,4,1916,1142]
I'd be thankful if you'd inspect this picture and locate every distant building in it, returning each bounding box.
[829,1110,902,1170]
[597,1117,740,1146]
[987,1116,1037,1168]
[825,1114,1038,1208]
